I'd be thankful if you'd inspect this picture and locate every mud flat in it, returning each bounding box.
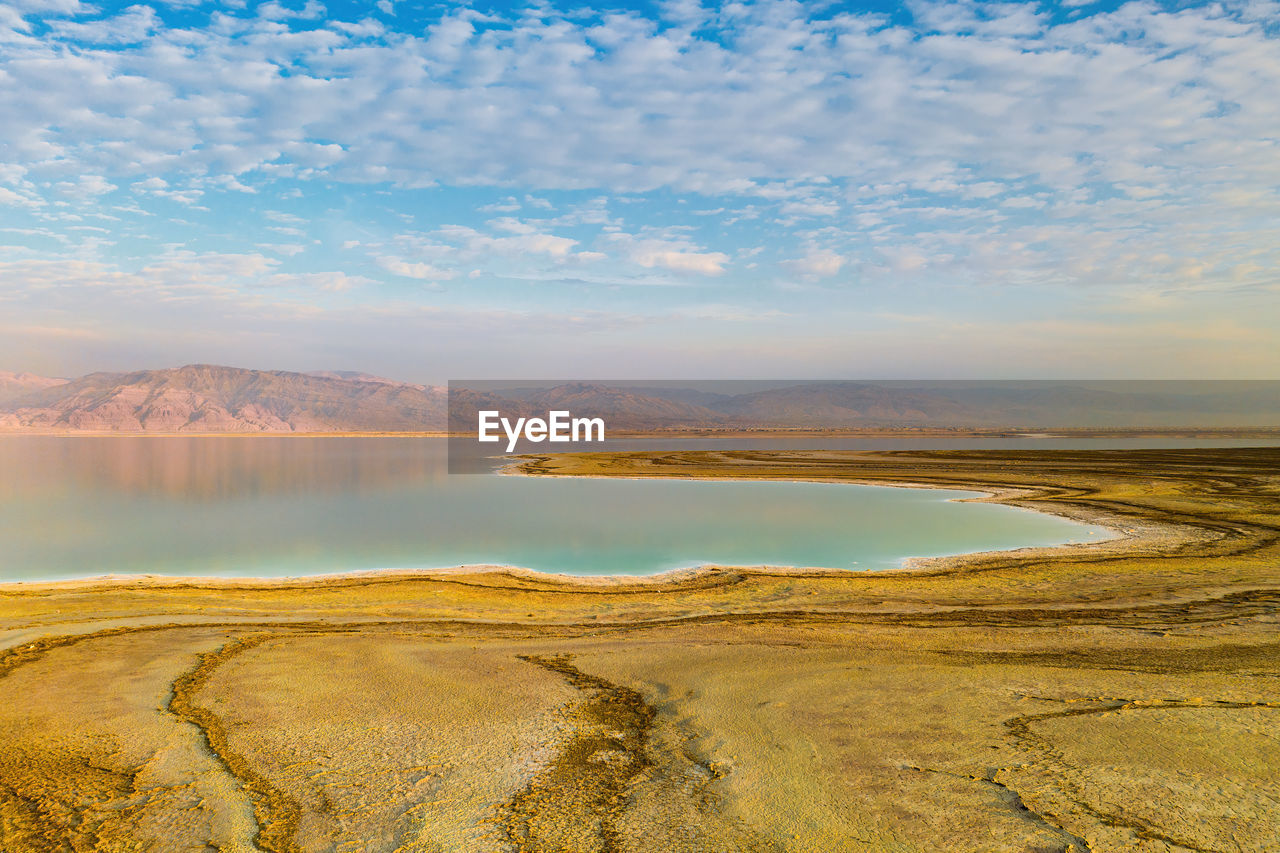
[1,448,1278,851]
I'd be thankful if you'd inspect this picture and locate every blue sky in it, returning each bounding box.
[1,0,1277,381]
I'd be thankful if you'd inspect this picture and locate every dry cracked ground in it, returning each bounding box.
[1,448,1278,852]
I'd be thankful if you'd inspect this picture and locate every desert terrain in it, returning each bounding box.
[1,448,1277,852]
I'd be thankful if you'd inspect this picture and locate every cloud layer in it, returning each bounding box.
[1,0,1277,377]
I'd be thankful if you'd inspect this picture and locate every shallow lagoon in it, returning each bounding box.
[0,436,1124,581]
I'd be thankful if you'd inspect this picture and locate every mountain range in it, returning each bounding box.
[0,365,445,432]
[1,366,1277,432]
[0,371,68,404]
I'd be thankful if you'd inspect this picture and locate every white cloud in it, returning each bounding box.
[375,256,455,280]
[635,249,728,275]
[142,251,279,284]
[55,176,117,200]
[7,0,86,14]
[264,211,306,225]
[502,233,578,258]
[0,0,1269,212]
[0,187,42,208]
[479,197,521,213]
[404,224,581,262]
[0,0,1267,316]
[256,243,306,256]
[607,232,729,275]
[780,199,840,218]
[264,271,369,291]
[0,0,1276,331]
[488,217,537,235]
[49,6,157,43]
[258,1,325,22]
[784,250,845,278]
[0,254,376,305]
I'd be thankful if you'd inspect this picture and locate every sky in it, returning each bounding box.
[1,0,1277,382]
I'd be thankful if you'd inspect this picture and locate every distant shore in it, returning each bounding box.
[3,426,1280,438]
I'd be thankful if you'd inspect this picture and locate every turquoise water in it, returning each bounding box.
[0,436,1117,581]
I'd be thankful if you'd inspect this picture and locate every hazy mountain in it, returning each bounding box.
[447,383,722,431]
[2,370,1277,432]
[305,370,425,389]
[445,387,541,432]
[458,380,1280,429]
[516,383,724,428]
[0,365,446,432]
[707,382,976,427]
[0,371,66,404]
[858,382,1280,427]
[494,384,736,409]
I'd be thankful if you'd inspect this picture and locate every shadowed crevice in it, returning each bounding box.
[167,633,303,853]
[1002,697,1278,853]
[903,764,1094,852]
[500,653,656,853]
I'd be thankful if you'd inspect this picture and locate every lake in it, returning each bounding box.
[1,434,1223,582]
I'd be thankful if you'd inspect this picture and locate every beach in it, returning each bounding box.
[7,0,1277,846]
[2,448,1278,851]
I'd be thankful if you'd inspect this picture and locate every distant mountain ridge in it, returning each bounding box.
[458,380,1280,429]
[0,365,446,432]
[504,383,725,429]
[708,382,974,426]
[1,368,1277,431]
[0,370,67,404]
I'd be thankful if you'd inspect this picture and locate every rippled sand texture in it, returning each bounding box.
[2,448,1278,851]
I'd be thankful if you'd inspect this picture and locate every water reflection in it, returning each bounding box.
[1,434,1252,581]
[0,437,447,502]
[4,435,1276,500]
